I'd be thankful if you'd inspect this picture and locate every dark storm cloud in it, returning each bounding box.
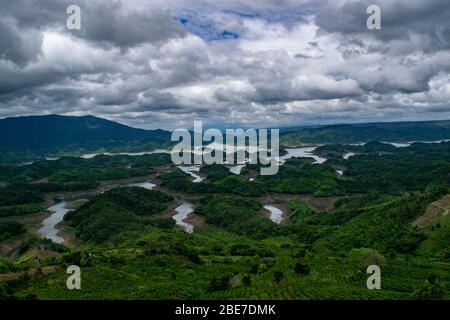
[138,89,185,111]
[1,0,450,129]
[0,16,43,65]
[77,2,186,49]
[316,0,450,50]
[0,0,185,64]
[0,0,186,111]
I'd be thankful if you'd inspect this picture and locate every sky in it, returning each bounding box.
[1,0,450,130]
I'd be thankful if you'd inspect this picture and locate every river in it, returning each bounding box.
[173,202,194,233]
[264,205,284,224]
[127,181,156,190]
[280,147,327,165]
[178,166,205,183]
[229,164,246,175]
[343,152,355,160]
[38,201,71,244]
[41,179,156,242]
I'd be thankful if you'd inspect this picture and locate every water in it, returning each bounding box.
[173,202,194,233]
[202,142,268,155]
[349,142,366,146]
[420,139,450,144]
[336,170,344,176]
[102,180,157,193]
[343,152,355,160]
[387,142,411,148]
[178,166,205,183]
[80,153,97,159]
[229,164,246,175]
[17,161,34,167]
[79,149,172,159]
[264,205,284,224]
[127,181,156,190]
[386,140,450,148]
[38,201,71,244]
[279,147,327,165]
[103,150,171,157]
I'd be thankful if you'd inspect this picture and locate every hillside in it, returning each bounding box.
[281,120,450,145]
[0,115,171,162]
[1,134,450,300]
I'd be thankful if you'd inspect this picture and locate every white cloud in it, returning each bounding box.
[1,0,450,129]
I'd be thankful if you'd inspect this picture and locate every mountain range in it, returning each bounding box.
[1,114,450,163]
[0,115,171,163]
[280,120,450,145]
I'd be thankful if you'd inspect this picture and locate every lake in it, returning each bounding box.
[173,202,194,233]
[343,152,355,160]
[38,201,71,244]
[229,164,246,175]
[280,147,327,165]
[264,205,284,224]
[178,166,205,183]
[127,181,156,190]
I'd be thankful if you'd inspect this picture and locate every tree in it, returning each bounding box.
[242,275,252,286]
[273,270,284,283]
[348,248,385,270]
[208,275,231,292]
[413,277,445,300]
[294,262,310,275]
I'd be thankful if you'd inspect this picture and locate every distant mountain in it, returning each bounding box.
[2,115,450,162]
[0,115,171,162]
[281,120,450,145]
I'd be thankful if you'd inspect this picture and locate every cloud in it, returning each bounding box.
[316,0,450,48]
[0,0,186,57]
[1,0,450,129]
[0,16,43,65]
[77,2,186,49]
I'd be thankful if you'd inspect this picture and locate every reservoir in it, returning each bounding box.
[343,152,355,160]
[38,201,71,244]
[173,202,194,233]
[280,147,327,165]
[229,164,246,175]
[127,181,156,190]
[178,166,205,183]
[264,205,284,224]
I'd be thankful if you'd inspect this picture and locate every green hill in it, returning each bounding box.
[0,115,171,163]
[281,120,450,145]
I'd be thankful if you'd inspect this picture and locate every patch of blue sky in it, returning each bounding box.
[174,16,240,41]
[174,9,313,41]
[173,6,314,42]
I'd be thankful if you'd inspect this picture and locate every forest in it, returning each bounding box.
[0,140,449,300]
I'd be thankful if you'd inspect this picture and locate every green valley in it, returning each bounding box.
[0,127,449,300]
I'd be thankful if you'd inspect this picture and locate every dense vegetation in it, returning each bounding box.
[0,129,450,300]
[0,153,171,183]
[281,120,450,145]
[0,115,171,163]
[0,221,26,242]
[195,196,278,239]
[336,144,450,194]
[64,187,173,244]
[259,159,344,196]
[0,186,44,206]
[158,167,267,197]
